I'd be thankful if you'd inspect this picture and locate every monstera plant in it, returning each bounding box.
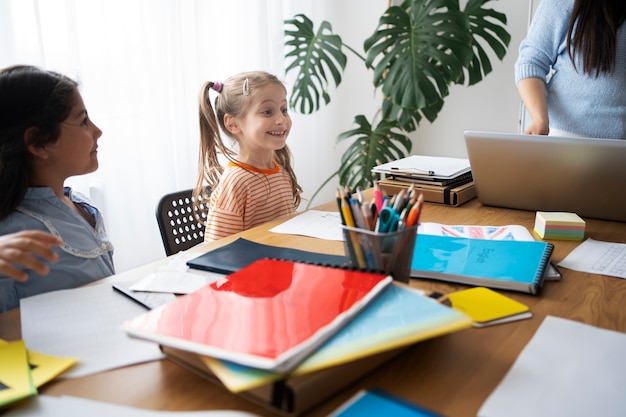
[284,0,511,204]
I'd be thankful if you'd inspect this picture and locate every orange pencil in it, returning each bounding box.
[406,193,424,227]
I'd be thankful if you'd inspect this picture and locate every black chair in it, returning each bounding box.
[155,188,209,256]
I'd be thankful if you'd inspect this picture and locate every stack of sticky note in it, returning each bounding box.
[533,211,585,240]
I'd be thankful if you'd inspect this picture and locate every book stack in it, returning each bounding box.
[122,258,473,416]
[372,155,476,206]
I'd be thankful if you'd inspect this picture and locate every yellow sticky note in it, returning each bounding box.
[448,287,531,326]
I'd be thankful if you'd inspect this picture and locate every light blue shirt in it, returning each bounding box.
[514,0,626,139]
[0,187,115,312]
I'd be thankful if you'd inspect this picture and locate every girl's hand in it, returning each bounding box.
[0,231,62,281]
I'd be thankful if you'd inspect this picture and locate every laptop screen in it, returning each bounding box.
[464,130,626,222]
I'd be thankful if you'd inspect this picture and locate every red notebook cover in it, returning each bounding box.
[122,259,391,373]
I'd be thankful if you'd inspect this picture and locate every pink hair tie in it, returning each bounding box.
[211,82,223,93]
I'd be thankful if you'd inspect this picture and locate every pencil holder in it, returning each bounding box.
[341,225,418,284]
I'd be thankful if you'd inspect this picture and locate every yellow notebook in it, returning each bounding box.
[0,339,77,388]
[0,340,37,407]
[447,287,532,327]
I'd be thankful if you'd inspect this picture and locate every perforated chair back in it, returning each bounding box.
[155,188,209,256]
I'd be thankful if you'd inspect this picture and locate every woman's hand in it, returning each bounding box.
[0,231,62,281]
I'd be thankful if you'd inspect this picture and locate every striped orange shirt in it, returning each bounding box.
[204,161,297,242]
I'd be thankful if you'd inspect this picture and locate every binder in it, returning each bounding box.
[377,178,476,207]
[411,235,554,294]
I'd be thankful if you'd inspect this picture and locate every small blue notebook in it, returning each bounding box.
[329,388,444,417]
[410,234,553,294]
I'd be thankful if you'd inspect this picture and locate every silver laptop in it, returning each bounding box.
[464,130,626,222]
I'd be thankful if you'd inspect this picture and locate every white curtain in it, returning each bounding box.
[1,0,385,273]
[0,0,296,272]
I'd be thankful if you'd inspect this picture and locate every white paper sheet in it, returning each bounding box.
[558,238,626,279]
[20,283,164,378]
[4,395,263,416]
[269,210,344,241]
[129,251,225,294]
[478,316,626,417]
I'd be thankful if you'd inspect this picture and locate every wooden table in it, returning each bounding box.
[2,198,625,417]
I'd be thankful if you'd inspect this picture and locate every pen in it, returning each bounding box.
[361,202,374,231]
[374,182,384,212]
[350,198,367,230]
[392,189,406,213]
[390,167,435,176]
[356,186,365,205]
[370,199,378,225]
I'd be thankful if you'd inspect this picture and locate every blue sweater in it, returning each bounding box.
[515,0,626,139]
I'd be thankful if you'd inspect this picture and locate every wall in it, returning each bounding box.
[291,1,533,208]
[284,1,387,208]
[410,1,532,157]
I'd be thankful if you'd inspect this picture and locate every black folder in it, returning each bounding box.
[186,237,347,274]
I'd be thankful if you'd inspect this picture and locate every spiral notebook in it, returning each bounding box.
[186,237,347,274]
[410,235,553,294]
[123,259,391,373]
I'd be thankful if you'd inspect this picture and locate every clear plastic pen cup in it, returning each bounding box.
[341,225,418,284]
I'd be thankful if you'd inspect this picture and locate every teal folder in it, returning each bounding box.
[411,234,553,294]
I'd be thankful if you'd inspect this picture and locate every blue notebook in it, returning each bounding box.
[410,234,553,294]
[329,388,445,417]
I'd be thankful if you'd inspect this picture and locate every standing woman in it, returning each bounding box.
[515,0,626,138]
[0,65,115,312]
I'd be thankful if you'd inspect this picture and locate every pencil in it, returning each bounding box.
[405,193,424,227]
[336,188,346,225]
[341,197,367,268]
[374,181,384,212]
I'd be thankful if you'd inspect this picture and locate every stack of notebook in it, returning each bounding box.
[372,155,476,206]
[122,256,472,416]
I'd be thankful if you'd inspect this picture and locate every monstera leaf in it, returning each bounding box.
[284,14,347,114]
[365,0,473,128]
[337,116,412,190]
[463,0,511,85]
[283,0,510,198]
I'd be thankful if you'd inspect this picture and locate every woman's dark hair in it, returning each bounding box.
[567,0,626,76]
[0,65,78,220]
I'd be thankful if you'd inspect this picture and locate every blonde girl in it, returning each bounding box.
[193,71,302,242]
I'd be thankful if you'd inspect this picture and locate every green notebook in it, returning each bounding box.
[411,234,553,294]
